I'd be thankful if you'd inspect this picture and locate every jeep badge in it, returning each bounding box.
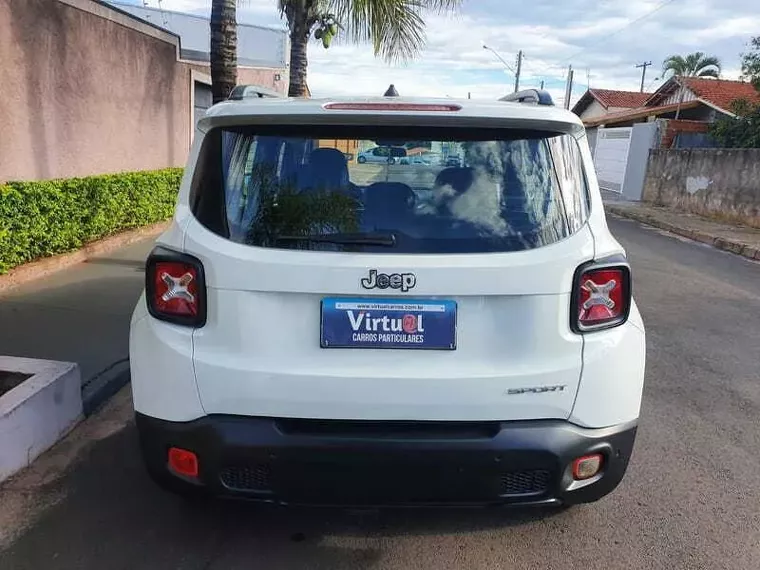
[361,269,416,292]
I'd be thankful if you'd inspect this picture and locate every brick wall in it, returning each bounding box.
[659,119,709,149]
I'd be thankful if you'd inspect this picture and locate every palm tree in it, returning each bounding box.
[662,52,721,79]
[210,0,237,103]
[279,0,462,97]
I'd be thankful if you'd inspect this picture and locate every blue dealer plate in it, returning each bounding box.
[321,298,457,350]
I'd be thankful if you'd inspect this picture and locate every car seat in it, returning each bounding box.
[299,148,353,195]
[361,182,417,230]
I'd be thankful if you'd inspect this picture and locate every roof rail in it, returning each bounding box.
[228,84,284,100]
[499,89,554,106]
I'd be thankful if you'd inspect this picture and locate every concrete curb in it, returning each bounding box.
[0,357,83,483]
[606,205,760,262]
[81,360,131,417]
[0,221,170,295]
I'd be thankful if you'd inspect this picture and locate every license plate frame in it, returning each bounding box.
[320,297,457,350]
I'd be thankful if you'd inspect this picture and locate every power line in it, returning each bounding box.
[557,0,679,65]
[644,74,662,92]
[519,55,575,91]
[481,1,678,94]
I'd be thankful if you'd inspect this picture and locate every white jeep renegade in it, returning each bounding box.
[130,86,646,507]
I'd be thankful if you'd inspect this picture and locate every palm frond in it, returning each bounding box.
[697,68,720,78]
[329,0,460,63]
[697,55,721,70]
[663,52,721,78]
[662,55,686,76]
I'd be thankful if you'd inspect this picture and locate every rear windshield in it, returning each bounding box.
[190,125,589,254]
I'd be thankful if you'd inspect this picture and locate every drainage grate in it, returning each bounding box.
[500,470,551,496]
[219,465,272,492]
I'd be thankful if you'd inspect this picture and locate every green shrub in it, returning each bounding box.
[0,168,182,274]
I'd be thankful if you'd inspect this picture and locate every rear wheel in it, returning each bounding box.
[357,155,367,164]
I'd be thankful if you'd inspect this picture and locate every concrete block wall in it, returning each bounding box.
[642,148,760,228]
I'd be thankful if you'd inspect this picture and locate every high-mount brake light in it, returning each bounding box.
[145,247,207,327]
[323,103,462,112]
[571,259,631,333]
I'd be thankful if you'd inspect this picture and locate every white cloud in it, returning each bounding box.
[130,0,757,101]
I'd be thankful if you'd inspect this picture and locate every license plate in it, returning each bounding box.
[320,298,457,350]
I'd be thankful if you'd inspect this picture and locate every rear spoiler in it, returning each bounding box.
[228,85,285,100]
[500,89,554,106]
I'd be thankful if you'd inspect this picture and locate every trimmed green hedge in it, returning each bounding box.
[0,168,183,274]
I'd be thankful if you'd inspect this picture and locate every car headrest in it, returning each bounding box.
[363,182,416,213]
[301,148,350,191]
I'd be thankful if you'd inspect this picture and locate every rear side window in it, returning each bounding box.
[190,125,589,254]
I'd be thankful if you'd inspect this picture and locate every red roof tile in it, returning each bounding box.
[590,89,651,109]
[680,77,760,112]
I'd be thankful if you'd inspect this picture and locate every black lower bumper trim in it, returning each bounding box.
[136,414,637,507]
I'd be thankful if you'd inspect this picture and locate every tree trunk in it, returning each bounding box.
[210,0,237,104]
[288,20,311,97]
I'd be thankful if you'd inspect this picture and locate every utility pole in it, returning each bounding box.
[564,65,574,109]
[514,50,523,93]
[636,61,652,92]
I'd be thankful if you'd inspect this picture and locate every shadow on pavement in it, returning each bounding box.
[84,257,146,271]
[0,422,575,570]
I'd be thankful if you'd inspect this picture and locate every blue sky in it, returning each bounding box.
[121,0,758,105]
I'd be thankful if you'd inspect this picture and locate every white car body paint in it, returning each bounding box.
[130,95,645,431]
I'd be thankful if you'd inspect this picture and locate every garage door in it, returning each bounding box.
[593,127,632,193]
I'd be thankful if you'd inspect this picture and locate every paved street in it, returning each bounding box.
[0,240,154,383]
[1,217,759,570]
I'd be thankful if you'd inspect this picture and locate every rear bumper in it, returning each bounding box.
[136,413,637,507]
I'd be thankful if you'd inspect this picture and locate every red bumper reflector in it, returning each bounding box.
[572,453,603,480]
[168,447,199,478]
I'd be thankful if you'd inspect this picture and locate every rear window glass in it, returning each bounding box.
[190,125,589,254]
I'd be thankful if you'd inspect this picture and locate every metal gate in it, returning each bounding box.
[193,81,213,129]
[593,127,633,193]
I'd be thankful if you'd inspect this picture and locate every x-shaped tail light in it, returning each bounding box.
[573,263,630,332]
[581,279,617,310]
[146,249,206,327]
[161,272,196,303]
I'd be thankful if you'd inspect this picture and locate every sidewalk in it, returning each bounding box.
[603,197,760,262]
[0,237,158,414]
